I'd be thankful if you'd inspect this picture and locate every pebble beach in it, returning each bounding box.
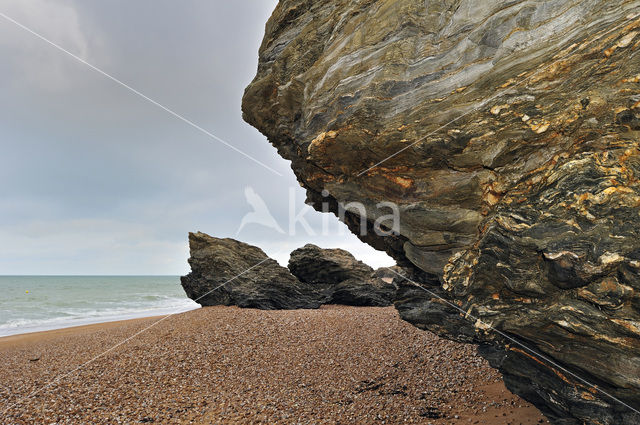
[0,306,547,424]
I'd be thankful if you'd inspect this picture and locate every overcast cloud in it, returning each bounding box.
[0,0,394,274]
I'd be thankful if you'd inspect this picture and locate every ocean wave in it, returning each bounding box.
[0,297,199,337]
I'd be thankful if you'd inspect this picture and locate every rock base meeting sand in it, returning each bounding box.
[0,306,547,424]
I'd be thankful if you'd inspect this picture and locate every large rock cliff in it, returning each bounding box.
[242,1,640,423]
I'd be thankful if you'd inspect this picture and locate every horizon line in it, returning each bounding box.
[0,274,183,277]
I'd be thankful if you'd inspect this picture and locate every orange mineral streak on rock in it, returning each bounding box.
[615,106,629,114]
[316,131,337,144]
[485,191,501,206]
[490,104,509,115]
[602,277,623,292]
[610,319,640,339]
[576,193,590,203]
[623,74,640,83]
[513,298,533,304]
[528,120,551,134]
[388,175,413,189]
[509,347,575,387]
[604,28,639,57]
[530,58,576,84]
[364,165,415,177]
[619,148,639,163]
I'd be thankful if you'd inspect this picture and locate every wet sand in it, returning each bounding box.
[0,306,548,424]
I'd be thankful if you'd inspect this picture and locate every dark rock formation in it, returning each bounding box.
[288,244,374,284]
[181,232,324,309]
[330,277,396,307]
[243,1,640,423]
[288,244,396,306]
[182,234,393,309]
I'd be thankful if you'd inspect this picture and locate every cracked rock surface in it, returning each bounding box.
[288,244,396,306]
[181,232,325,309]
[243,1,640,423]
[182,234,395,309]
[289,244,374,285]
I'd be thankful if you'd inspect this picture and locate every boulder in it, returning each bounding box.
[288,244,396,306]
[330,277,396,307]
[243,1,640,423]
[288,244,373,284]
[181,232,325,309]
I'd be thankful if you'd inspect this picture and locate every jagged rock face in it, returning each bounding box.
[243,1,640,423]
[288,244,373,284]
[181,232,324,309]
[182,235,393,308]
[288,244,396,306]
[330,277,396,307]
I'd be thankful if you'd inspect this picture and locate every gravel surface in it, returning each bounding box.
[0,306,548,424]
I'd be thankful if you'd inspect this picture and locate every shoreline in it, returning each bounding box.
[0,307,200,340]
[0,315,166,348]
[0,275,198,339]
[1,306,548,424]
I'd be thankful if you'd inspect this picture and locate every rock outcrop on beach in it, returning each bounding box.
[181,232,324,309]
[288,244,396,306]
[182,234,395,309]
[243,1,640,423]
[289,244,374,284]
[329,277,396,307]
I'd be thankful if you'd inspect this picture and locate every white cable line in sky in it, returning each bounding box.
[0,11,283,177]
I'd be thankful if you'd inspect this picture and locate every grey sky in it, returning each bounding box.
[0,0,393,274]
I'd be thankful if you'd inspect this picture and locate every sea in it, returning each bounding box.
[0,276,199,337]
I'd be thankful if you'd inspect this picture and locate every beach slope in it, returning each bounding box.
[1,306,546,424]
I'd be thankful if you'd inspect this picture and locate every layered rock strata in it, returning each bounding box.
[242,1,640,423]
